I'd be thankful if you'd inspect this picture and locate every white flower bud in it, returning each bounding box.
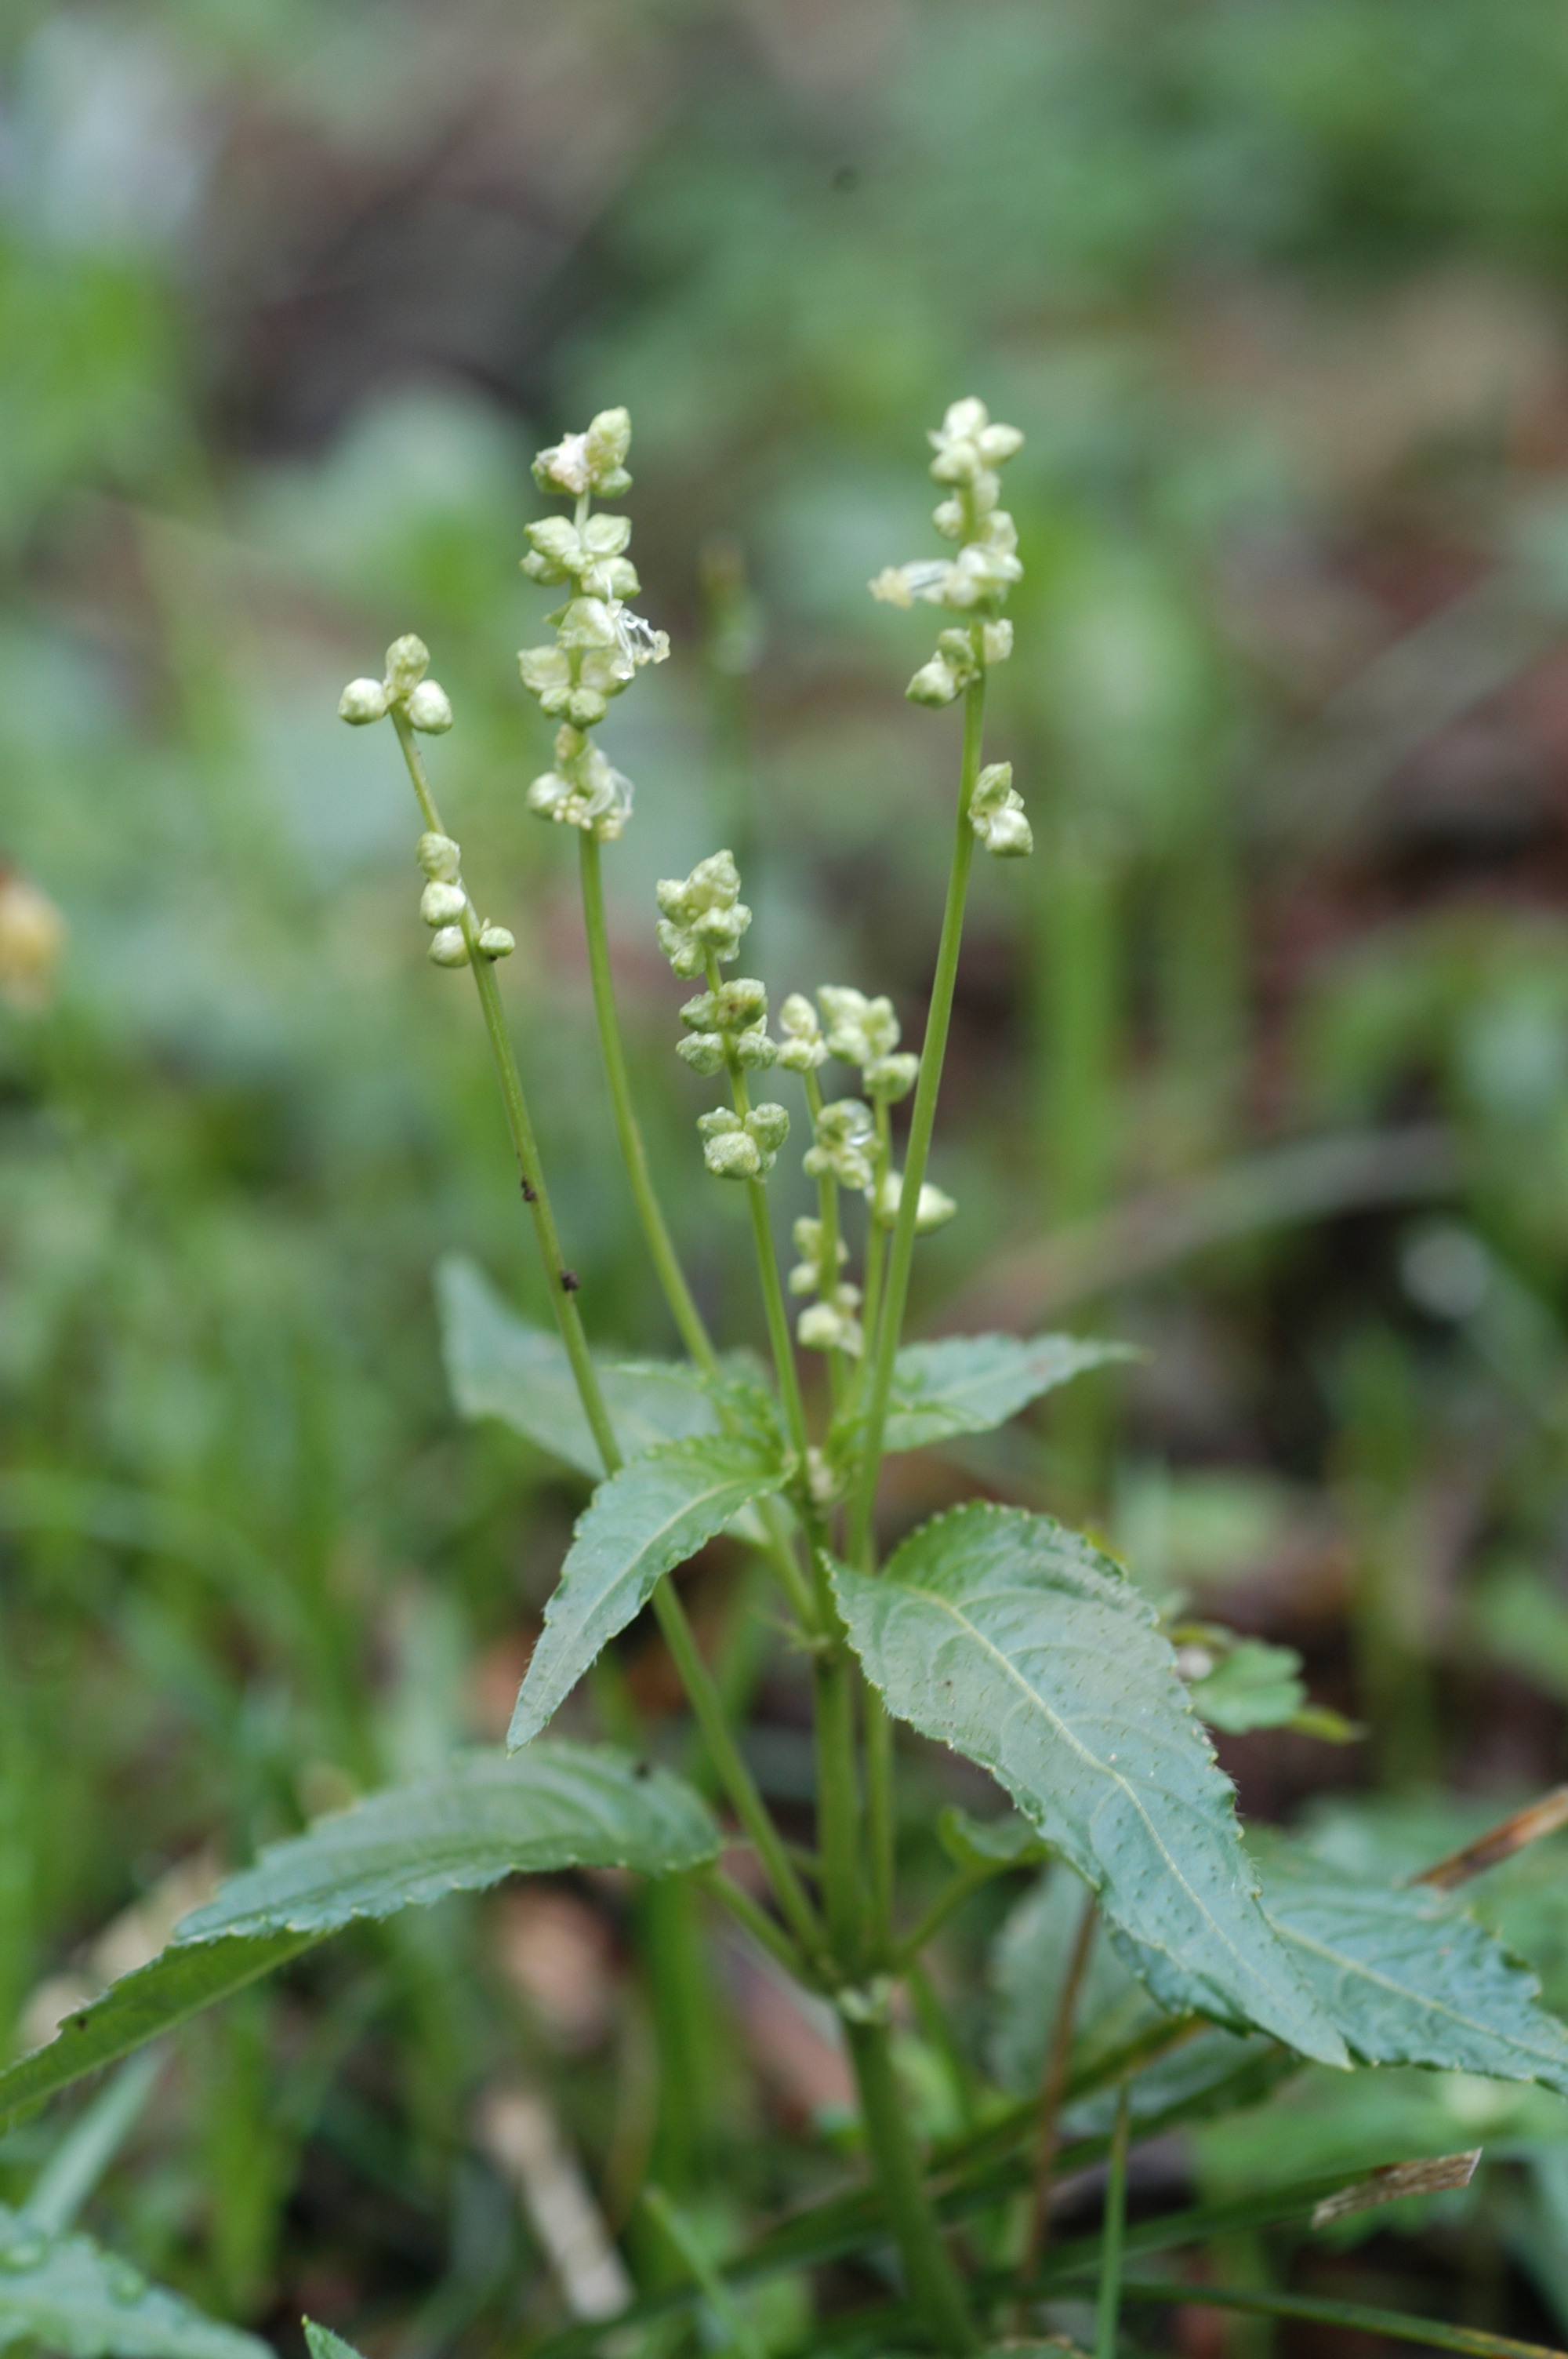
[420,880,467,928]
[803,1097,876,1189]
[339,677,389,725]
[405,679,453,733]
[428,927,469,968]
[867,1170,958,1231]
[655,851,751,975]
[704,1128,763,1180]
[733,1026,778,1070]
[798,1302,848,1351]
[818,987,900,1065]
[864,1051,919,1102]
[385,635,430,693]
[982,620,1014,665]
[982,806,1033,857]
[747,1102,790,1158]
[479,924,515,959]
[677,1032,728,1075]
[416,832,461,881]
[970,761,1033,857]
[907,656,961,707]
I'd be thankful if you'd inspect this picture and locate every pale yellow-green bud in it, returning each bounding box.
[864,1050,919,1103]
[677,1032,728,1076]
[478,923,515,959]
[532,406,633,500]
[702,1122,763,1180]
[982,619,1014,665]
[339,677,389,725]
[656,850,751,976]
[419,880,466,928]
[428,927,469,968]
[405,679,453,733]
[867,1170,957,1231]
[804,1097,876,1189]
[385,635,429,694]
[777,993,827,1071]
[818,987,900,1066]
[907,655,962,707]
[970,760,1033,858]
[416,832,461,881]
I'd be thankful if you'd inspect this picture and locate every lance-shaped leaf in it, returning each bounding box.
[438,1255,720,1475]
[508,1439,788,1749]
[0,1747,716,2122]
[178,1744,720,1940]
[831,1506,1348,2064]
[1257,1850,1568,2092]
[0,2205,268,2359]
[877,1333,1134,1456]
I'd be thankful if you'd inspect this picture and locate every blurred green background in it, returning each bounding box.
[9,0,1568,2348]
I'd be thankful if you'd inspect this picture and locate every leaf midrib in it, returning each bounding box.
[1269,1904,1568,2074]
[887,1571,1323,2032]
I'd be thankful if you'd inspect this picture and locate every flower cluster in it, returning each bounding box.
[339,634,454,735]
[414,830,514,969]
[867,397,1033,859]
[655,850,752,977]
[789,1217,862,1356]
[866,1169,957,1234]
[817,987,920,1103]
[518,407,669,841]
[696,1102,790,1182]
[677,976,776,1076]
[804,1097,877,1189]
[659,852,788,1181]
[969,760,1032,859]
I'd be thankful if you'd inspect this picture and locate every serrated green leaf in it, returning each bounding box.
[303,2323,366,2359]
[877,1333,1134,1456]
[437,1255,719,1475]
[0,1935,311,2125]
[1258,1851,1568,2092]
[0,2205,267,2359]
[831,1505,1348,2064]
[0,1750,717,2124]
[179,1743,720,1940]
[1187,1638,1306,1734]
[508,1441,787,1750]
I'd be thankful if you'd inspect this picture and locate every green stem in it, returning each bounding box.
[706,958,812,1468]
[700,1867,815,1985]
[392,713,622,1478]
[814,1650,862,1965]
[843,2016,977,2353]
[1114,2284,1559,2359]
[847,671,984,1559]
[863,1685,895,1960]
[893,1863,998,1969]
[579,833,715,1372]
[642,2186,768,2359]
[650,1580,824,1962]
[1022,1887,1098,2284]
[1094,2080,1132,2359]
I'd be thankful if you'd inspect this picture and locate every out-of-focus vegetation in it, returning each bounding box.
[9,1,1568,2350]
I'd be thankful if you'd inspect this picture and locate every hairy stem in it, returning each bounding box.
[392,713,622,1477]
[843,2016,978,2353]
[847,669,985,1559]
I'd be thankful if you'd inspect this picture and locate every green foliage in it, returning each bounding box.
[1185,1637,1308,1733]
[178,1743,719,1939]
[437,1255,720,1475]
[506,1442,789,1748]
[302,2323,366,2359]
[873,1332,1134,1455]
[0,2203,267,2359]
[831,1505,1348,2063]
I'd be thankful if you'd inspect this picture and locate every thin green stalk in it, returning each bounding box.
[700,1867,815,1985]
[1114,2284,1563,2359]
[847,671,984,1560]
[578,833,818,1630]
[391,713,622,1478]
[814,1648,863,1965]
[1094,2080,1132,2359]
[1019,1889,1098,2295]
[579,833,714,1372]
[642,2186,768,2359]
[843,2016,977,2354]
[651,1579,824,1963]
[863,1685,895,1960]
[706,956,811,1468]
[893,1863,1000,1969]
